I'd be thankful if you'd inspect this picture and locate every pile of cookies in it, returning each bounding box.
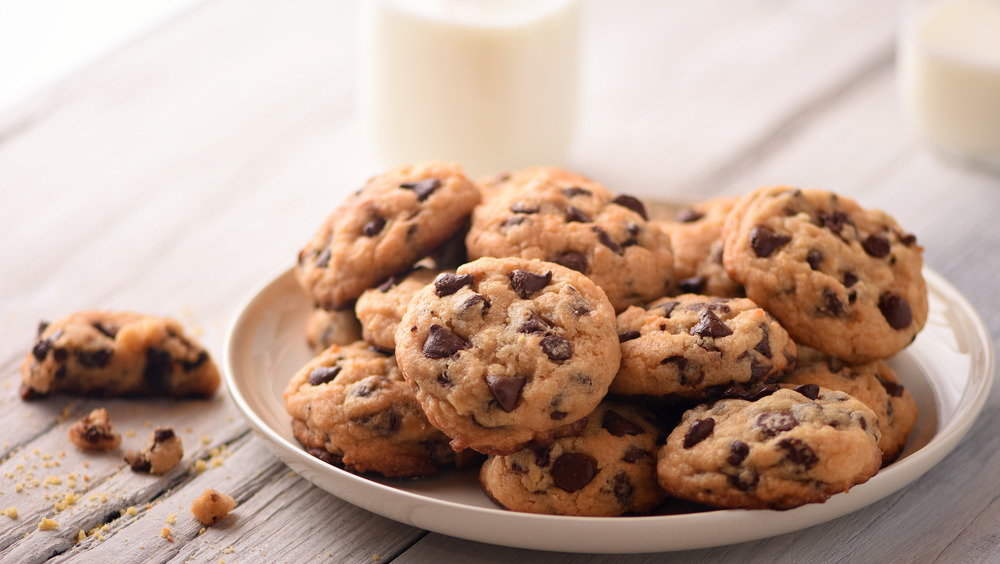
[283,161,925,515]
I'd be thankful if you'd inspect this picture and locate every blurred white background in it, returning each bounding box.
[0,0,202,112]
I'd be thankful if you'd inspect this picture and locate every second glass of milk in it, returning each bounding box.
[358,0,580,178]
[898,0,1000,172]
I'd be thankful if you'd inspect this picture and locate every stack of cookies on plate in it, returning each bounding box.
[283,161,925,515]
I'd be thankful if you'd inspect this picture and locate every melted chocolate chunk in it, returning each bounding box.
[315,248,331,268]
[144,348,173,393]
[510,202,539,214]
[603,410,645,437]
[678,276,707,294]
[550,251,588,273]
[362,216,386,237]
[510,269,552,299]
[484,374,526,412]
[434,273,474,297]
[820,210,853,236]
[754,324,772,358]
[153,427,175,443]
[436,373,452,387]
[353,410,401,436]
[877,376,905,397]
[181,351,209,372]
[777,437,818,469]
[728,440,750,466]
[93,322,117,339]
[37,321,50,337]
[806,249,823,271]
[125,451,151,472]
[500,216,526,229]
[690,309,733,338]
[551,452,597,492]
[820,287,846,317]
[899,232,917,246]
[612,471,634,507]
[550,410,567,420]
[756,412,797,437]
[843,271,859,288]
[78,348,113,369]
[750,359,771,382]
[683,418,715,448]
[863,234,891,258]
[460,294,490,316]
[611,194,648,220]
[750,226,791,257]
[878,292,912,329]
[793,383,820,400]
[533,446,552,467]
[399,178,440,201]
[519,312,551,334]
[308,365,341,386]
[752,384,780,401]
[661,355,688,371]
[650,300,679,317]
[562,187,591,198]
[622,446,651,463]
[422,325,469,359]
[541,335,572,361]
[675,208,704,223]
[32,339,53,362]
[618,330,641,343]
[565,206,591,223]
[593,226,623,255]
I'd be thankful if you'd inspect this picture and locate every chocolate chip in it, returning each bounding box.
[879,292,912,329]
[533,446,552,467]
[181,351,209,372]
[500,216,526,229]
[863,234,891,258]
[794,383,820,400]
[750,226,791,257]
[650,300,678,317]
[308,365,341,386]
[32,339,53,362]
[878,376,905,397]
[752,384,779,401]
[611,194,648,220]
[683,418,715,448]
[37,321,50,337]
[566,206,591,223]
[510,269,552,299]
[820,210,853,236]
[422,325,469,359]
[352,380,378,397]
[819,288,846,317]
[618,330,641,343]
[550,251,588,273]
[315,248,331,268]
[153,427,175,443]
[777,437,818,469]
[93,322,117,339]
[661,355,687,371]
[510,202,539,214]
[125,451,151,472]
[806,249,823,270]
[603,410,645,437]
[377,275,399,293]
[843,272,859,287]
[551,452,597,492]
[756,412,797,437]
[728,440,750,465]
[541,335,572,362]
[611,471,634,508]
[434,273,474,297]
[899,232,917,246]
[519,312,551,334]
[593,226,622,254]
[676,208,704,223]
[690,309,733,338]
[353,410,401,436]
[562,187,591,198]
[436,373,452,387]
[550,410,567,420]
[460,294,490,316]
[77,348,113,368]
[362,215,386,237]
[484,374,526,412]
[754,324,772,358]
[570,299,592,317]
[399,178,441,201]
[678,276,707,294]
[622,446,651,463]
[750,359,771,382]
[53,345,68,362]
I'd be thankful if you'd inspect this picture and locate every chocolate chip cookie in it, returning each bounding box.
[658,386,882,510]
[305,307,363,354]
[465,166,674,312]
[21,310,220,400]
[479,402,664,516]
[781,348,918,465]
[612,295,797,400]
[284,341,456,478]
[355,267,442,352]
[657,196,743,297]
[394,257,621,455]
[296,161,481,310]
[721,186,928,363]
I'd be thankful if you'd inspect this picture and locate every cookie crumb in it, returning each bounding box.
[160,527,174,542]
[2,507,17,519]
[125,427,183,474]
[76,530,86,542]
[166,512,176,525]
[191,488,235,526]
[68,408,122,451]
[38,517,59,530]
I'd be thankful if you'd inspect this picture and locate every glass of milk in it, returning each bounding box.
[898,0,1000,172]
[358,0,580,179]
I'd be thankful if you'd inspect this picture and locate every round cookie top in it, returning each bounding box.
[657,196,743,298]
[612,294,797,399]
[657,386,882,510]
[781,347,918,465]
[465,166,674,313]
[479,401,664,516]
[355,267,443,353]
[295,161,481,310]
[394,257,621,455]
[283,341,455,478]
[722,186,928,363]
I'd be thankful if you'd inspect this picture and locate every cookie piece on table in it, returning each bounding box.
[395,257,621,455]
[480,401,664,516]
[658,387,882,510]
[191,488,236,526]
[125,427,184,474]
[355,267,442,353]
[296,161,481,310]
[304,307,363,354]
[465,166,673,313]
[657,196,743,298]
[721,186,928,363]
[67,408,121,451]
[21,311,220,400]
[284,341,456,478]
[612,295,797,400]
[781,348,918,465]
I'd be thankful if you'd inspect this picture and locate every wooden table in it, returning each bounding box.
[2,1,998,561]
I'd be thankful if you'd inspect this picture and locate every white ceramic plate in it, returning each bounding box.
[224,266,993,553]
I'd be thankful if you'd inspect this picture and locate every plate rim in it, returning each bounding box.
[223,264,994,553]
